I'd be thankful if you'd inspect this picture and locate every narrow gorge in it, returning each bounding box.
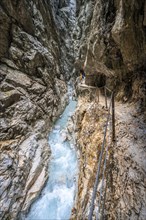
[0,0,146,220]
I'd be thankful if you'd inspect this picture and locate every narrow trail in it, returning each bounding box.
[79,83,145,161]
[98,91,146,218]
[99,94,133,121]
[99,93,146,171]
[79,82,146,218]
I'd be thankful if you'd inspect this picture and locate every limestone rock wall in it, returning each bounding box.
[75,0,146,106]
[74,1,146,219]
[50,0,77,79]
[0,0,68,219]
[73,1,146,219]
[72,95,108,220]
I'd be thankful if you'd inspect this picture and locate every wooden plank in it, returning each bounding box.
[79,84,98,89]
[105,86,112,92]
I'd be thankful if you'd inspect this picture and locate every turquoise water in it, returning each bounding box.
[25,97,78,220]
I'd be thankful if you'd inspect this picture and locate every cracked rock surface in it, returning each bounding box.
[0,0,68,219]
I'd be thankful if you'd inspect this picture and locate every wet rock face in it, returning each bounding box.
[0,0,68,219]
[75,0,146,105]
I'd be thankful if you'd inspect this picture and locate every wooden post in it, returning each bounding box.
[104,87,108,108]
[96,88,99,103]
[112,92,115,141]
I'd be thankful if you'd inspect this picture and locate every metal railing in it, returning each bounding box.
[88,87,115,220]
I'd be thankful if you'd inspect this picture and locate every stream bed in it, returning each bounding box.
[26,95,78,220]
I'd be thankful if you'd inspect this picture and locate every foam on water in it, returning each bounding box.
[25,91,78,220]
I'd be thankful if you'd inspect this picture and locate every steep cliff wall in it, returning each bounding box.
[71,95,108,220]
[0,0,68,219]
[50,0,76,79]
[75,0,146,108]
[73,1,146,219]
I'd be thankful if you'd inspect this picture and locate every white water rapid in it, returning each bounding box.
[25,88,78,220]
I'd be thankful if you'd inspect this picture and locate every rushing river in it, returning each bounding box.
[26,91,78,220]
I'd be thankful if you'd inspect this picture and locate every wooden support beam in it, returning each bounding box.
[104,87,108,109]
[112,93,115,142]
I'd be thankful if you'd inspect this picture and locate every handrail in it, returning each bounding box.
[96,122,111,220]
[105,86,112,92]
[88,85,115,220]
[88,92,113,220]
